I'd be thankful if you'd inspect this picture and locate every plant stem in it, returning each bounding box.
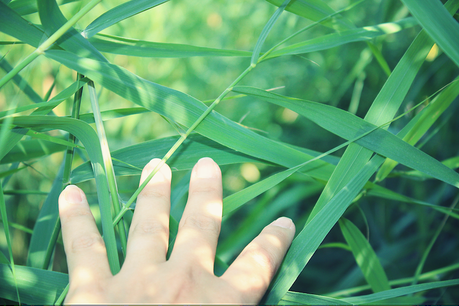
[88,80,127,260]
[0,0,101,90]
[112,65,254,226]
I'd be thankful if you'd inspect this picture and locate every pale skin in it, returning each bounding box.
[58,157,295,304]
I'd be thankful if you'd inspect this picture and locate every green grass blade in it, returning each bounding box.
[280,291,351,305]
[83,0,169,38]
[263,155,383,304]
[0,263,68,305]
[45,50,336,182]
[88,80,127,260]
[376,78,459,182]
[401,0,459,67]
[38,0,106,62]
[267,18,418,59]
[0,2,44,47]
[6,115,120,274]
[341,279,459,304]
[232,86,459,188]
[251,0,291,65]
[339,218,391,292]
[89,34,251,58]
[0,137,58,163]
[71,134,264,183]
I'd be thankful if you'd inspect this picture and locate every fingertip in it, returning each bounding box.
[60,185,85,205]
[141,158,172,184]
[271,217,295,231]
[194,157,221,179]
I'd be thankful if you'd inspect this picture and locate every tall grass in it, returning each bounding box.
[1,0,459,304]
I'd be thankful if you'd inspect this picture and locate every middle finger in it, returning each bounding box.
[124,158,172,267]
[170,157,222,274]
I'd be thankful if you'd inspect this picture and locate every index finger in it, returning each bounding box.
[59,185,112,286]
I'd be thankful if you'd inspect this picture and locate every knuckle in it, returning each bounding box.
[190,180,221,195]
[71,234,106,253]
[131,220,167,236]
[180,215,221,234]
[61,207,93,221]
[246,244,277,270]
[138,186,168,200]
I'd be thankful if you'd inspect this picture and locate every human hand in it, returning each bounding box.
[59,157,295,304]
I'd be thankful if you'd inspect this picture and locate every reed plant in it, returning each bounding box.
[0,0,459,304]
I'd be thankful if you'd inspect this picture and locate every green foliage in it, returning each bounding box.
[1,0,459,304]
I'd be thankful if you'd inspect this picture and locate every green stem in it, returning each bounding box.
[112,65,254,226]
[88,80,128,260]
[0,0,101,90]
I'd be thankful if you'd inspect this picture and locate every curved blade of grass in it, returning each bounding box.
[38,0,106,62]
[341,279,459,304]
[233,86,459,188]
[83,0,168,38]
[88,80,127,260]
[89,34,251,58]
[263,155,383,304]
[5,115,120,274]
[401,0,459,67]
[70,134,264,183]
[339,218,390,292]
[0,263,68,305]
[376,78,459,182]
[251,0,291,65]
[45,50,336,182]
[267,18,418,59]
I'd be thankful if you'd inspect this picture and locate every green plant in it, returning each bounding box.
[1,0,459,304]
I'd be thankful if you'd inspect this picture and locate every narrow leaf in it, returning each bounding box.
[251,0,291,65]
[401,0,459,67]
[89,34,251,58]
[339,218,391,292]
[83,0,169,38]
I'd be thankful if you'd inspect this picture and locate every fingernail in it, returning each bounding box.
[195,157,219,178]
[272,217,294,230]
[64,185,84,204]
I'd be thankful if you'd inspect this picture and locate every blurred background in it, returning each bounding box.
[1,0,458,302]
